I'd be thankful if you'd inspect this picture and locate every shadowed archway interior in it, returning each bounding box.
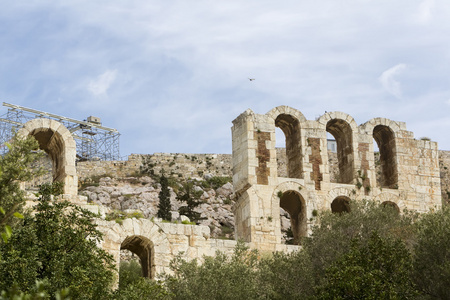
[280,191,307,244]
[120,235,154,279]
[331,196,351,213]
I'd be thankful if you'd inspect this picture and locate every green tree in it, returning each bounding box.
[317,232,417,299]
[0,135,43,243]
[165,241,260,300]
[257,250,315,299]
[177,182,205,224]
[303,200,416,285]
[0,183,116,299]
[113,260,171,300]
[157,174,172,221]
[412,206,450,299]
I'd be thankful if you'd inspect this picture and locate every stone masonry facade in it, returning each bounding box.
[231,106,442,252]
[18,107,448,281]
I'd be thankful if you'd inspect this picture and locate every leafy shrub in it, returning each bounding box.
[164,242,260,300]
[317,232,417,299]
[412,206,450,298]
[114,260,171,300]
[206,176,232,190]
[105,210,144,224]
[0,183,116,299]
[181,220,196,225]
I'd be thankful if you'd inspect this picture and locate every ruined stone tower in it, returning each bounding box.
[231,106,441,251]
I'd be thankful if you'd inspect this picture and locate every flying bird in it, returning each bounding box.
[248,78,255,81]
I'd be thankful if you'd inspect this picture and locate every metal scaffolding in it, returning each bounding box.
[0,102,120,161]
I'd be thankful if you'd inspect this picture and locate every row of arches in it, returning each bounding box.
[269,107,399,189]
[275,184,402,245]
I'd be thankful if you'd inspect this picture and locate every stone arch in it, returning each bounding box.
[317,112,357,184]
[362,118,399,189]
[267,106,306,179]
[121,235,154,278]
[97,218,171,280]
[17,118,78,196]
[272,182,308,244]
[374,192,405,213]
[360,117,402,136]
[381,201,400,214]
[373,125,398,188]
[331,196,351,213]
[324,187,356,211]
[266,106,307,124]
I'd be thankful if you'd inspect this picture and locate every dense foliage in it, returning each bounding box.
[0,182,116,299]
[163,201,450,300]
[412,206,450,299]
[164,242,261,300]
[0,135,42,243]
[112,260,170,300]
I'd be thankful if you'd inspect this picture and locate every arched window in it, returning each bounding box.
[326,119,354,184]
[275,114,303,179]
[279,191,307,244]
[373,125,398,189]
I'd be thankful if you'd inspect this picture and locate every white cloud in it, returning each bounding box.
[2,1,450,153]
[88,70,118,96]
[379,64,407,98]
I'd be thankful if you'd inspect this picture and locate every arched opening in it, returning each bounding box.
[373,125,398,189]
[381,201,400,214]
[326,119,354,184]
[279,191,307,244]
[120,235,154,279]
[26,151,53,190]
[275,114,303,179]
[331,196,351,213]
[327,132,339,182]
[275,127,287,177]
[29,128,66,183]
[19,119,78,195]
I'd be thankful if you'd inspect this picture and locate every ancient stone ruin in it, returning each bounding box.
[18,118,78,196]
[18,105,443,280]
[232,106,441,251]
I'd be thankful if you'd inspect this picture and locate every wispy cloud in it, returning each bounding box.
[1,1,450,153]
[379,64,407,98]
[88,70,118,96]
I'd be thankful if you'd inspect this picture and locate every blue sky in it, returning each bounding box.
[1,0,449,157]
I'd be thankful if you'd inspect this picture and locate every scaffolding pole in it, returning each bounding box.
[0,102,120,161]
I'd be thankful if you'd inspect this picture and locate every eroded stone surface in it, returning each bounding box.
[231,106,443,251]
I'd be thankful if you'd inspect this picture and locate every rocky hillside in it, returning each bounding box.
[80,174,236,239]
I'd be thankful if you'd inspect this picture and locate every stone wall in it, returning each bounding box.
[440,150,450,205]
[95,214,299,281]
[231,106,445,251]
[76,153,232,181]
